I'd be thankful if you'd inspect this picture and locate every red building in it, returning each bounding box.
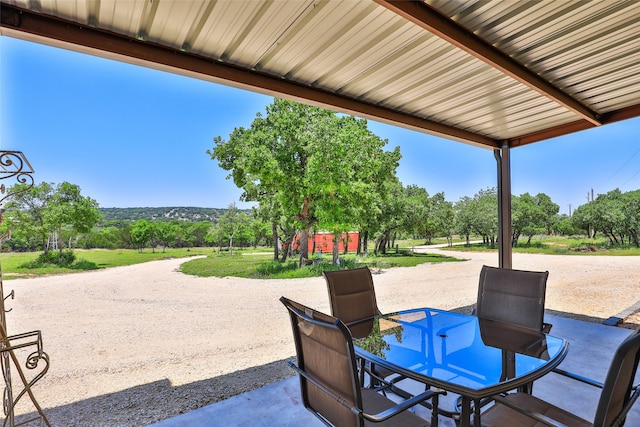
[291,231,359,253]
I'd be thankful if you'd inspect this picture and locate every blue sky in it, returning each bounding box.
[1,37,639,216]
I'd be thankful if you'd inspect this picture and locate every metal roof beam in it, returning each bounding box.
[0,3,499,149]
[508,103,640,147]
[376,0,603,126]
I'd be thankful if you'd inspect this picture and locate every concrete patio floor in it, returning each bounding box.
[149,315,640,426]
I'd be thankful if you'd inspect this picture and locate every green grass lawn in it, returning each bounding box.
[0,246,462,280]
[179,249,463,279]
[0,248,208,279]
[439,235,640,256]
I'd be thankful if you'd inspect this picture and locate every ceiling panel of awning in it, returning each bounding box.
[1,0,639,150]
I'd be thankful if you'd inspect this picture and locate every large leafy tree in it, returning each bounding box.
[403,185,431,241]
[573,188,639,247]
[511,192,559,246]
[454,196,474,245]
[624,189,640,247]
[46,181,102,251]
[512,193,545,246]
[371,179,407,255]
[4,182,54,250]
[424,192,454,244]
[130,219,154,252]
[455,188,498,246]
[5,181,100,252]
[210,98,400,265]
[215,203,251,255]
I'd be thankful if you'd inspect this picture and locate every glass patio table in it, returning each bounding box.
[352,307,569,427]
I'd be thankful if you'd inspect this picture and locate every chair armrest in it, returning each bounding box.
[490,394,570,427]
[288,361,445,424]
[552,368,604,389]
[361,388,446,423]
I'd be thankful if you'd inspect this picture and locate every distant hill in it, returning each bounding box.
[99,207,235,222]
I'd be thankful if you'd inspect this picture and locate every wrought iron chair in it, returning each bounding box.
[280,296,442,427]
[480,328,640,426]
[476,265,552,334]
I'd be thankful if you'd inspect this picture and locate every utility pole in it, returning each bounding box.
[568,204,572,216]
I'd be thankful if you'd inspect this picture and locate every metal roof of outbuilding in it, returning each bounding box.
[1,0,639,150]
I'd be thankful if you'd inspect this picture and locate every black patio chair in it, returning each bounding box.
[280,296,442,427]
[480,328,640,426]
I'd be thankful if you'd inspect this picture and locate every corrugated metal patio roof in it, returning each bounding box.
[1,0,639,149]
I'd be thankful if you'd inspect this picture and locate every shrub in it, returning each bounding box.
[20,250,77,268]
[71,259,99,270]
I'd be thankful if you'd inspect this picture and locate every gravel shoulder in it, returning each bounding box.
[5,247,640,426]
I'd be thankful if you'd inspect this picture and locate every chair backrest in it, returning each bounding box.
[280,296,364,427]
[323,267,379,338]
[476,265,549,332]
[594,328,640,426]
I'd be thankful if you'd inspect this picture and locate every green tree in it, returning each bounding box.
[215,203,251,255]
[535,193,560,234]
[425,192,454,244]
[131,220,154,252]
[4,182,54,250]
[248,209,270,248]
[472,188,498,247]
[372,179,407,255]
[46,182,101,252]
[571,201,596,238]
[206,222,225,252]
[403,185,431,241]
[455,196,474,245]
[5,181,100,252]
[210,98,400,266]
[454,188,498,247]
[183,221,211,248]
[153,221,178,252]
[624,189,640,247]
[553,214,576,236]
[512,193,546,246]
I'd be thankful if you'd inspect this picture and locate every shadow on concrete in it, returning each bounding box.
[15,357,296,427]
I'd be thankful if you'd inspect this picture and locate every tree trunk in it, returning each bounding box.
[342,232,349,255]
[312,229,317,254]
[299,227,310,267]
[272,222,279,261]
[332,237,339,266]
[362,230,369,256]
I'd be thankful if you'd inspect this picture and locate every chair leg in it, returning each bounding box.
[517,382,533,394]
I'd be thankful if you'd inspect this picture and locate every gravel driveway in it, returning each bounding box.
[6,247,640,426]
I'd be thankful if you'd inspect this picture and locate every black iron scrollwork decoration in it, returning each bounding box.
[0,151,35,225]
[0,150,50,426]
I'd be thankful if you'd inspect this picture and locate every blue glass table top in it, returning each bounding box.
[353,308,568,399]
